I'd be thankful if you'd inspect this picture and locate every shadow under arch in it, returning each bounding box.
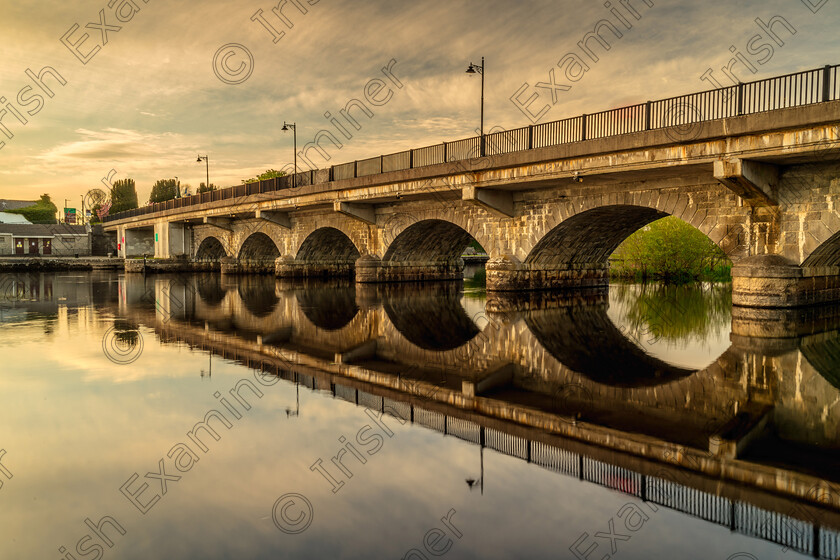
[239,232,280,263]
[383,219,473,264]
[195,236,228,261]
[524,297,697,387]
[801,229,840,268]
[800,332,840,390]
[295,280,359,330]
[295,227,361,277]
[526,205,670,271]
[381,282,480,351]
[236,276,279,318]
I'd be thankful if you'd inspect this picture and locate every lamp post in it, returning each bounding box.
[465,445,484,495]
[281,122,297,187]
[196,155,209,191]
[466,56,485,157]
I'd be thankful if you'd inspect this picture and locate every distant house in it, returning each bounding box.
[0,212,32,224]
[0,224,90,256]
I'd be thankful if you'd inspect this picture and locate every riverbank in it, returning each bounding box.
[0,256,124,271]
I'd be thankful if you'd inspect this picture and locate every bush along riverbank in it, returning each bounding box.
[608,217,732,283]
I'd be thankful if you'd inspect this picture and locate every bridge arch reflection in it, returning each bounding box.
[295,280,358,330]
[380,283,480,351]
[236,276,279,318]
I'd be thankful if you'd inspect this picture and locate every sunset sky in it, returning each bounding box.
[0,0,837,209]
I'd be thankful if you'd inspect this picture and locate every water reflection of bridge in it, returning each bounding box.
[147,324,840,559]
[8,271,840,556]
[107,274,840,547]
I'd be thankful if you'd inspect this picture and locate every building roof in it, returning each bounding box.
[0,224,88,237]
[0,212,32,224]
[0,199,36,211]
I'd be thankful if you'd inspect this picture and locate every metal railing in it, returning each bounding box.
[103,64,840,224]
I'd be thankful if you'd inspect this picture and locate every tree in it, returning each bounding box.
[198,182,219,193]
[110,179,139,214]
[148,179,179,203]
[609,216,730,282]
[242,169,285,184]
[7,193,58,223]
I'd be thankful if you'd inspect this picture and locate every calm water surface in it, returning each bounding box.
[1,271,838,560]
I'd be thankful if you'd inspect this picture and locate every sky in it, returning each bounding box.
[0,0,837,210]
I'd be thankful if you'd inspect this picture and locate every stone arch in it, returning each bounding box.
[238,232,281,263]
[383,219,475,264]
[291,219,368,260]
[380,209,492,262]
[293,227,362,277]
[195,236,228,261]
[526,203,728,268]
[801,229,840,268]
[491,201,731,291]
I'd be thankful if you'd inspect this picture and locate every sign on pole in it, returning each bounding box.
[64,208,76,224]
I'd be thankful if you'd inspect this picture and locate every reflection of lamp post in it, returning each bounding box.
[286,377,300,417]
[281,122,297,188]
[196,155,209,191]
[465,56,485,157]
[201,352,212,378]
[465,440,484,495]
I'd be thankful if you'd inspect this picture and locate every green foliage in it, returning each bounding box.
[242,169,285,184]
[111,179,139,213]
[612,282,731,344]
[148,179,179,203]
[198,182,219,193]
[7,193,58,223]
[468,239,486,253]
[609,216,731,283]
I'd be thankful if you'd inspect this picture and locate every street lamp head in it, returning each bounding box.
[282,121,295,131]
[196,155,202,163]
[466,64,477,74]
[281,123,288,131]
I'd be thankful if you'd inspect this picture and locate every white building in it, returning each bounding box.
[0,212,32,225]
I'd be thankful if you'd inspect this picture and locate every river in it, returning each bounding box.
[0,271,838,560]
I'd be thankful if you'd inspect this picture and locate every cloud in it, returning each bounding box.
[0,0,838,203]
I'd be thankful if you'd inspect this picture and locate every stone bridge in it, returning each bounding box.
[103,66,840,308]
